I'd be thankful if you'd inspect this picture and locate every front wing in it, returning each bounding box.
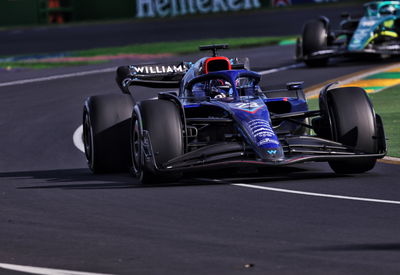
[303,44,400,61]
[141,133,386,173]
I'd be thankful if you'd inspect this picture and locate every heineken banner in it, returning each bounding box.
[136,0,341,18]
[136,0,261,17]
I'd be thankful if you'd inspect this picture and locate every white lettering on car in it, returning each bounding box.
[247,119,277,145]
[129,65,188,74]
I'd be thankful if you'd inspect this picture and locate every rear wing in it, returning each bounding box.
[116,63,189,94]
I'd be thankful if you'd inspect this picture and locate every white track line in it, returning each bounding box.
[384,156,400,162]
[0,263,114,275]
[233,183,400,205]
[258,63,304,75]
[73,125,85,153]
[0,67,116,88]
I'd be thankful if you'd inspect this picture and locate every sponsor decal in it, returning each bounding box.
[247,119,280,147]
[349,27,372,50]
[267,150,277,155]
[136,0,261,18]
[258,138,280,146]
[248,119,274,138]
[129,64,188,74]
[233,102,263,113]
[362,20,376,27]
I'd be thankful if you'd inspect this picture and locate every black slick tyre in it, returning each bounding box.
[302,20,329,67]
[323,87,378,174]
[131,99,183,184]
[83,94,134,173]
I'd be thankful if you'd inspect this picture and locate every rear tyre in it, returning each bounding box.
[131,100,183,184]
[83,94,134,173]
[321,87,378,174]
[302,20,329,67]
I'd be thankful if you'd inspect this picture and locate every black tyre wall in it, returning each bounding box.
[139,99,183,167]
[321,87,379,174]
[131,99,184,184]
[83,94,134,173]
[302,20,329,67]
[303,20,328,55]
[327,87,378,154]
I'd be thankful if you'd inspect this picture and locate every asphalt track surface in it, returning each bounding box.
[1,6,400,275]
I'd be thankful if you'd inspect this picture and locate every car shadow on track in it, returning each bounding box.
[0,166,349,190]
[0,168,135,189]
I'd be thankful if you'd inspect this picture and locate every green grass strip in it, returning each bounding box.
[0,36,296,69]
[307,88,400,157]
[278,38,297,46]
[364,86,386,90]
[75,36,297,57]
[369,86,400,157]
[365,72,400,79]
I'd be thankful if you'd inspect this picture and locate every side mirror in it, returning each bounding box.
[287,81,304,91]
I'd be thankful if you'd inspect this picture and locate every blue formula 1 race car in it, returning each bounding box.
[297,1,400,67]
[83,45,386,184]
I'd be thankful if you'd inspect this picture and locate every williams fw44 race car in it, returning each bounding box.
[83,45,386,184]
[297,1,400,67]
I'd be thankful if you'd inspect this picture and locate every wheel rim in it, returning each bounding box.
[131,118,142,174]
[83,112,94,169]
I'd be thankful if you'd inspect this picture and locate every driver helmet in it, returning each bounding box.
[209,79,232,98]
[380,5,396,15]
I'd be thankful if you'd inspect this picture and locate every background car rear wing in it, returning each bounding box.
[116,63,189,94]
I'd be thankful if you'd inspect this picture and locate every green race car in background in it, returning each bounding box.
[297,1,400,67]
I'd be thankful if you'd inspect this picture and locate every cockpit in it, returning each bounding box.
[184,70,261,102]
[365,2,400,17]
[191,78,233,100]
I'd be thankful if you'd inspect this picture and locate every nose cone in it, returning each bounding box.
[228,99,284,161]
[245,118,285,161]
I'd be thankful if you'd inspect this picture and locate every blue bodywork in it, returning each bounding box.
[114,47,387,175]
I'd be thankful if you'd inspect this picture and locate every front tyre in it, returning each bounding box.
[131,100,184,184]
[321,87,379,174]
[302,20,329,67]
